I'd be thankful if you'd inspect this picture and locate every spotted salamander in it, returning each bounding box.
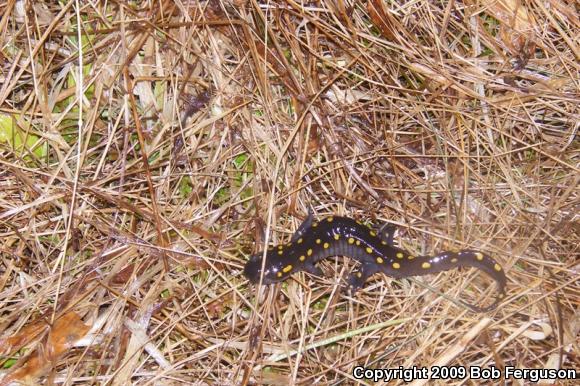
[244,214,507,312]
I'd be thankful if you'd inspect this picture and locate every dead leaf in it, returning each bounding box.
[481,0,537,55]
[0,311,90,386]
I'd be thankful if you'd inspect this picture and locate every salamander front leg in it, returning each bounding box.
[291,210,315,242]
[379,223,397,246]
[303,261,323,277]
[347,263,379,294]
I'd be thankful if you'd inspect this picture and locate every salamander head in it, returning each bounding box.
[243,251,287,284]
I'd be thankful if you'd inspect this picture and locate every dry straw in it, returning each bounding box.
[0,0,578,385]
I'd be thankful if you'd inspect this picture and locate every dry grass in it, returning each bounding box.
[0,1,578,385]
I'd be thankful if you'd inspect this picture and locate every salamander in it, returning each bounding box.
[244,214,507,312]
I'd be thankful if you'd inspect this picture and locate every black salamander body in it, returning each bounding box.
[244,215,507,312]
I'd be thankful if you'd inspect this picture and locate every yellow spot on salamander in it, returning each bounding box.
[278,250,284,255]
[316,239,321,244]
[323,242,330,249]
[475,252,484,261]
[381,240,387,245]
[392,262,400,269]
[494,263,502,272]
[376,257,384,264]
[356,272,362,278]
[334,234,340,240]
[283,265,293,273]
[422,262,431,269]
[348,237,355,244]
[278,245,284,250]
[312,222,318,228]
[277,272,283,277]
[370,231,377,237]
[327,217,334,222]
[451,258,458,263]
[299,255,306,262]
[396,252,404,259]
[366,247,373,254]
[307,249,313,256]
[356,240,361,246]
[297,238,303,244]
[408,255,415,260]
